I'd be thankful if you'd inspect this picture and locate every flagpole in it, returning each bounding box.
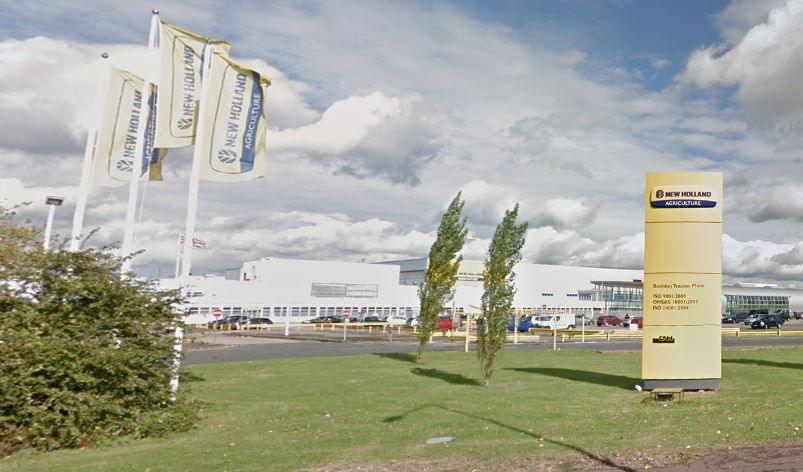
[174,233,183,278]
[121,10,160,274]
[69,53,110,252]
[180,40,212,278]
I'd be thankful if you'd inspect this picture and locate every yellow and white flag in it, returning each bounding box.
[92,68,167,187]
[196,53,270,181]
[154,21,230,148]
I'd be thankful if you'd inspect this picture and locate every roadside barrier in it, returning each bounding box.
[192,321,803,340]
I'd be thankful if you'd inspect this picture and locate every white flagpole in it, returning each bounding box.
[69,53,110,252]
[174,233,183,278]
[180,41,212,278]
[121,10,160,274]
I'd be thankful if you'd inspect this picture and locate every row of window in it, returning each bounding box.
[185,305,420,318]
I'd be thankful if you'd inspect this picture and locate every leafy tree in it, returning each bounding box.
[416,193,467,363]
[0,208,197,454]
[477,203,527,386]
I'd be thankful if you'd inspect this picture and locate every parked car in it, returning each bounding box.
[574,314,592,327]
[731,312,750,323]
[244,317,273,325]
[437,316,455,331]
[721,315,735,324]
[406,317,419,328]
[596,315,623,327]
[751,315,782,329]
[630,316,643,328]
[743,314,762,326]
[517,315,537,332]
[542,314,576,330]
[794,311,802,320]
[774,309,791,323]
[386,314,408,325]
[308,315,342,324]
[361,315,385,323]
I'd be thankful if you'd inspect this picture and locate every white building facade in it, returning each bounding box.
[160,257,803,325]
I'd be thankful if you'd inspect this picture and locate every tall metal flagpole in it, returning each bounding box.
[120,9,160,274]
[174,233,183,278]
[180,41,212,278]
[69,53,110,251]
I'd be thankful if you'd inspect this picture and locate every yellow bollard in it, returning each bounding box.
[552,329,557,351]
[464,314,472,353]
[369,326,373,334]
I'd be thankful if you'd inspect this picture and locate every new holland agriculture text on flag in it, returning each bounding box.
[196,52,270,181]
[154,21,230,148]
[92,68,166,187]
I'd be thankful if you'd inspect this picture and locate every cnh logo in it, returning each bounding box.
[655,189,664,199]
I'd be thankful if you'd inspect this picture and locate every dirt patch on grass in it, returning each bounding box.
[306,440,803,472]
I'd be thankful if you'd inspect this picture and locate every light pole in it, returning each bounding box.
[43,196,64,250]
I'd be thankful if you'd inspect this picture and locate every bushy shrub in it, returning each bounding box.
[0,210,198,454]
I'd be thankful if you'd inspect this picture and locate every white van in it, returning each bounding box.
[538,314,576,330]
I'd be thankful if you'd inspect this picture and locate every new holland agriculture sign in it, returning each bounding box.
[650,186,717,208]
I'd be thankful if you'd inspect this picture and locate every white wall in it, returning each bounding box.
[162,257,803,325]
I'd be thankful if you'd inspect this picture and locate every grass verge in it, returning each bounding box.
[2,348,801,471]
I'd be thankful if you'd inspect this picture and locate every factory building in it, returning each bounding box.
[160,257,803,325]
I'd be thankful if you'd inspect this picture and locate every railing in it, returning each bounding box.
[191,321,803,341]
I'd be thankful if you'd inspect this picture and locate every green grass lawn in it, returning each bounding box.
[2,348,801,471]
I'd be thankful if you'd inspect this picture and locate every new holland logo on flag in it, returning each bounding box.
[154,21,230,148]
[92,68,167,187]
[197,52,271,181]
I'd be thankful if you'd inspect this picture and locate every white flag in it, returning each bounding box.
[197,52,270,181]
[92,68,166,187]
[154,21,230,148]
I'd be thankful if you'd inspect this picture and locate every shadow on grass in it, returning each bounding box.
[505,367,638,391]
[411,367,483,386]
[383,404,636,472]
[374,352,417,364]
[723,358,803,370]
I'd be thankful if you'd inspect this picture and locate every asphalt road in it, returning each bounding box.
[184,334,803,365]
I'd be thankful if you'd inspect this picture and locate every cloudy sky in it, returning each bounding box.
[2,0,803,284]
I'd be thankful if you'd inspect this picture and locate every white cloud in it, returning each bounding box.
[458,180,519,227]
[722,234,803,281]
[3,1,803,285]
[120,211,435,273]
[682,0,803,125]
[726,175,803,222]
[272,92,444,184]
[458,180,597,230]
[714,0,788,44]
[0,178,76,208]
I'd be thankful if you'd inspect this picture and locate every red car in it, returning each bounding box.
[438,316,461,331]
[596,315,623,327]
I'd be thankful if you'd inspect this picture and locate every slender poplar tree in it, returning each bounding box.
[416,192,468,363]
[477,203,528,386]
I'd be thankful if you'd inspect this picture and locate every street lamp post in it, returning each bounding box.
[43,196,64,250]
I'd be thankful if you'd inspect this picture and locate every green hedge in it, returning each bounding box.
[0,211,198,454]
